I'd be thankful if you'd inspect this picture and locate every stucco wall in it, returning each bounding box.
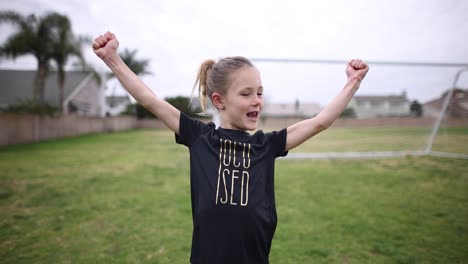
[0,113,148,147]
[1,113,466,147]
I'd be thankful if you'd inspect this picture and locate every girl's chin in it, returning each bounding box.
[244,122,258,131]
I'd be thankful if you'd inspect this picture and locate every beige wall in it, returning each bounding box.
[0,113,165,147]
[1,113,466,147]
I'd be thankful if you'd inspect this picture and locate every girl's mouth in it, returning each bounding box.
[247,111,259,119]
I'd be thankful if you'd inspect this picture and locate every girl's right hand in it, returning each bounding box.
[92,31,119,61]
[345,59,369,82]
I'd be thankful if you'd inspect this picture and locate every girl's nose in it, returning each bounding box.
[252,94,262,106]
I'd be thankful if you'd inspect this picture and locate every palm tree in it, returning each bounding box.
[0,10,69,105]
[49,14,88,113]
[109,48,152,108]
[119,48,152,76]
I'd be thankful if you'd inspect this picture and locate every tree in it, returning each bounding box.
[107,48,151,79]
[410,100,423,117]
[124,96,201,119]
[120,102,156,119]
[108,48,152,111]
[340,107,356,118]
[0,10,68,105]
[119,49,152,76]
[49,14,88,113]
[165,96,201,118]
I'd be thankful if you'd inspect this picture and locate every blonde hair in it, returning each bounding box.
[193,56,253,112]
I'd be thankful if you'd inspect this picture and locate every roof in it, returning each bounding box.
[423,88,468,105]
[0,69,94,107]
[423,88,468,117]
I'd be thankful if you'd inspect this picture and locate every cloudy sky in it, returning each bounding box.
[1,0,467,105]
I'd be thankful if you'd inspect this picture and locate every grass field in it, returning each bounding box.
[0,127,467,263]
[293,126,468,154]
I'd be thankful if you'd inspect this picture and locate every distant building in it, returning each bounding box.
[423,88,468,118]
[105,95,132,116]
[348,92,410,118]
[262,100,322,118]
[0,69,105,116]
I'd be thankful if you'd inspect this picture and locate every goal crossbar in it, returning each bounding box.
[254,58,468,160]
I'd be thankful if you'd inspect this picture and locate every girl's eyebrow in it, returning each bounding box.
[242,86,263,91]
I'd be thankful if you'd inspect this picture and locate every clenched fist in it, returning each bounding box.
[93,31,119,61]
[346,59,369,82]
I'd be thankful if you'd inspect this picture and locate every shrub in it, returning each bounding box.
[0,100,58,116]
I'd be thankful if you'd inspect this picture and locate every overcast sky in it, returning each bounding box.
[1,0,468,105]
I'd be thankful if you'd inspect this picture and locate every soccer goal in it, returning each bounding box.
[251,58,468,159]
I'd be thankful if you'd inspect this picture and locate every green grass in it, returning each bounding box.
[0,128,467,263]
[293,126,468,154]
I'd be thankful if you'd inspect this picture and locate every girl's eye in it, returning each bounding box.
[241,93,250,96]
[257,93,263,96]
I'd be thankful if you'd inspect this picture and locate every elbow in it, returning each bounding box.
[315,118,332,132]
[316,122,330,132]
[314,112,336,132]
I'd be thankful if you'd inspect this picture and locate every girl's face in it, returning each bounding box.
[218,66,263,131]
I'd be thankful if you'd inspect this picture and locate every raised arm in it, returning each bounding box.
[285,59,369,151]
[93,32,180,134]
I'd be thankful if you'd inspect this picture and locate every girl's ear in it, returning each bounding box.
[211,92,225,110]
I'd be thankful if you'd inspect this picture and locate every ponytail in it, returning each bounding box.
[192,59,215,112]
[191,56,253,113]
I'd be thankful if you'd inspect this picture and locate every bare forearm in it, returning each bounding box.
[93,32,180,133]
[286,77,361,151]
[315,77,361,128]
[286,60,368,151]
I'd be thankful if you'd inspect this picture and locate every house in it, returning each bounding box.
[262,100,322,118]
[182,96,322,119]
[105,94,132,116]
[423,88,468,118]
[348,92,410,118]
[0,69,106,116]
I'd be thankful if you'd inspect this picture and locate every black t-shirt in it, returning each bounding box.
[175,113,288,264]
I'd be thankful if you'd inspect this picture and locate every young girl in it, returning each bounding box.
[93,31,369,264]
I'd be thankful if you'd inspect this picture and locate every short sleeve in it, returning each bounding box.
[268,128,289,158]
[175,112,212,147]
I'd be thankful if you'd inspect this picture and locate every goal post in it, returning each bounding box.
[250,58,468,159]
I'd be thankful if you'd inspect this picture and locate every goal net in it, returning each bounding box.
[252,59,468,159]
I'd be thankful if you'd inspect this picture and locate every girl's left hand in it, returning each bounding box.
[346,59,369,82]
